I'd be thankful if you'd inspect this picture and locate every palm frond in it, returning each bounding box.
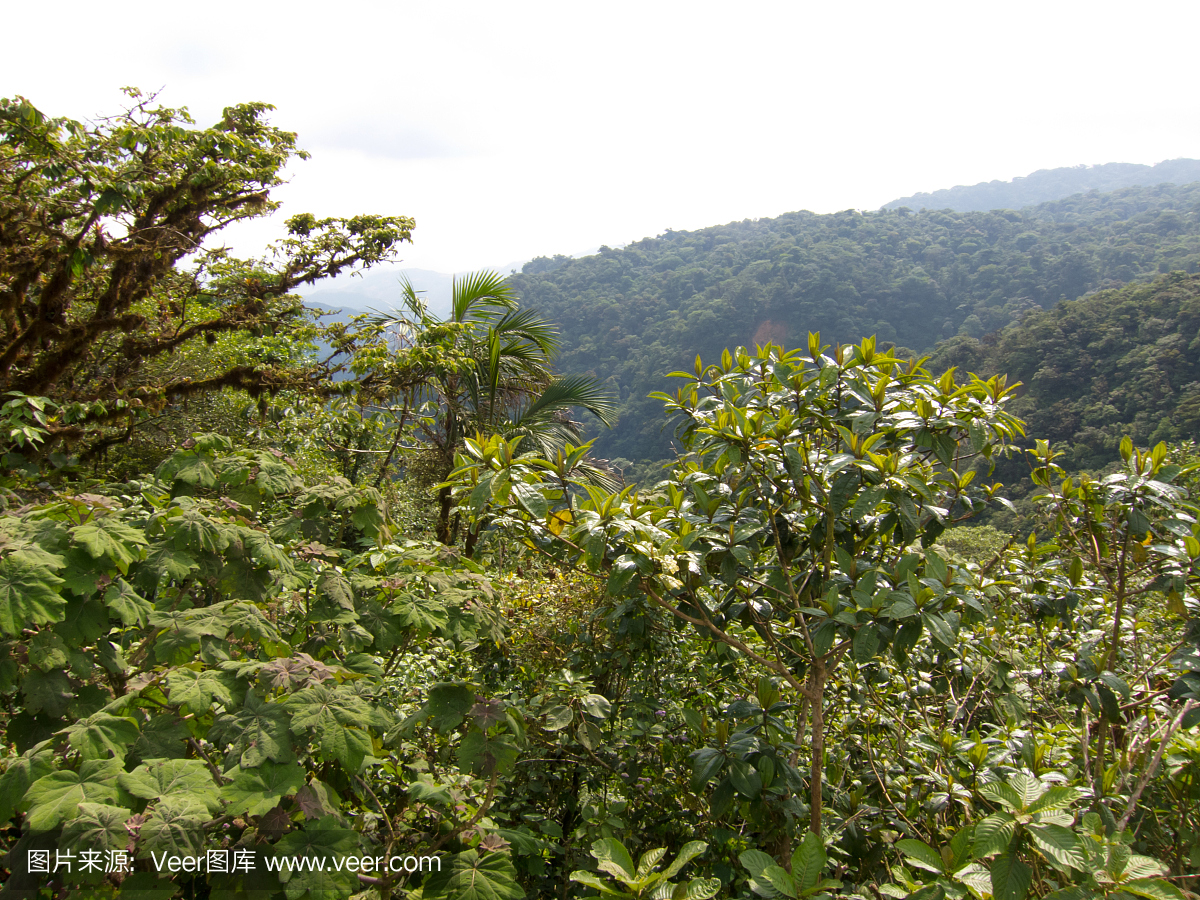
[490,307,561,356]
[516,374,618,428]
[452,270,518,323]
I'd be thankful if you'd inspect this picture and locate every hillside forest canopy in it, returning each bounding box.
[0,92,1198,900]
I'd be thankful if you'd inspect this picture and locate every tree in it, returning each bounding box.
[0,91,413,459]
[446,335,1024,838]
[360,271,616,547]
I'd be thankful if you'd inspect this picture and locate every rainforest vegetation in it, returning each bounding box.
[511,182,1200,474]
[0,93,1198,900]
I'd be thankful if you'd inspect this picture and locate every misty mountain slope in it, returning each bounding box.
[883,158,1200,212]
[932,270,1200,469]
[509,182,1200,467]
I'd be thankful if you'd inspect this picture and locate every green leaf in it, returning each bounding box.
[61,802,134,850]
[104,578,153,627]
[65,712,140,759]
[271,816,362,900]
[424,849,525,900]
[210,689,293,767]
[973,812,1017,857]
[592,837,637,882]
[690,748,725,792]
[166,667,236,716]
[0,552,66,635]
[729,759,763,799]
[662,841,708,879]
[545,705,573,731]
[582,693,612,719]
[21,667,74,717]
[1027,823,1086,871]
[567,871,628,897]
[923,611,957,649]
[852,622,881,662]
[285,683,376,770]
[1122,878,1187,900]
[119,758,220,813]
[990,853,1032,900]
[25,758,124,830]
[139,796,208,859]
[219,759,306,817]
[761,865,798,898]
[457,730,519,776]
[425,681,477,732]
[790,832,827,892]
[0,746,55,822]
[896,838,945,874]
[71,517,147,573]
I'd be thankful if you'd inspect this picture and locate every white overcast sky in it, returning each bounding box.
[4,0,1199,274]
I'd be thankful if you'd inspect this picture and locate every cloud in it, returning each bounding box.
[300,119,470,160]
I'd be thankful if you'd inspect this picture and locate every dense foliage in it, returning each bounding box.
[511,183,1200,471]
[932,272,1200,471]
[882,160,1200,214]
[2,92,1199,900]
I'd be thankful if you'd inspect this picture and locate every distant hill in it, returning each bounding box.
[932,271,1200,470]
[302,267,456,319]
[882,159,1200,212]
[510,182,1200,471]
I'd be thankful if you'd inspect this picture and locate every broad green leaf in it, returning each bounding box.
[25,758,124,830]
[676,878,722,900]
[1122,878,1187,900]
[285,683,376,769]
[65,712,140,759]
[922,611,957,649]
[423,849,524,900]
[761,865,798,898]
[544,705,573,731]
[790,832,827,892]
[636,847,668,878]
[210,689,293,767]
[990,853,1031,900]
[457,730,520,776]
[219,759,306,817]
[973,812,1017,857]
[896,838,945,874]
[0,552,66,635]
[104,578,153,627]
[690,748,725,791]
[582,693,612,719]
[119,758,220,813]
[0,745,55,822]
[271,816,362,900]
[22,667,74,717]
[139,797,208,858]
[729,759,763,799]
[662,841,708,879]
[1027,823,1086,871]
[61,802,134,850]
[165,667,236,715]
[592,837,637,882]
[71,517,147,573]
[567,871,627,897]
[852,622,881,662]
[1027,785,1078,815]
[979,780,1024,812]
[425,681,477,732]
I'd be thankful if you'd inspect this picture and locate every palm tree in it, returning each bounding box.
[368,270,616,545]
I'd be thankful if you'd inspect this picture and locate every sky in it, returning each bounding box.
[4,0,1199,275]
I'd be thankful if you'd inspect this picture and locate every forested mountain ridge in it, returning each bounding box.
[511,182,1200,468]
[883,158,1200,212]
[933,270,1200,470]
